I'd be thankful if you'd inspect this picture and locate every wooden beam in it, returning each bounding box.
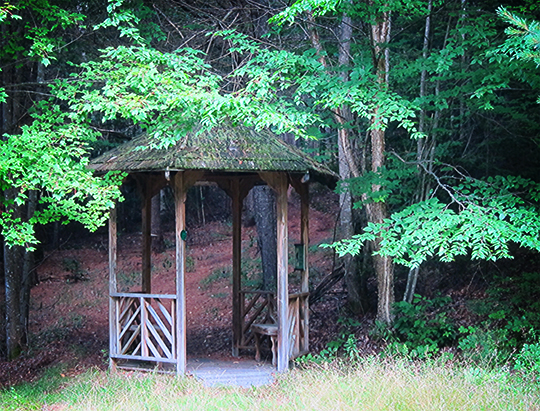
[231,178,242,357]
[217,177,254,357]
[141,181,152,293]
[290,176,310,354]
[173,170,201,375]
[274,172,289,373]
[174,171,187,375]
[299,183,310,354]
[108,206,118,372]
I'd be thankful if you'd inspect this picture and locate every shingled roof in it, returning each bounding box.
[88,125,338,187]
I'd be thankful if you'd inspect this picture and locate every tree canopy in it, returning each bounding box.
[3,0,540,358]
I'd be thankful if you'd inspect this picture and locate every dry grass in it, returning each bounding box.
[2,357,539,411]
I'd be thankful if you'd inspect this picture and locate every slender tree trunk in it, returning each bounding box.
[19,191,38,344]
[337,8,366,313]
[247,0,278,291]
[307,8,368,312]
[404,0,432,303]
[4,188,25,359]
[366,8,395,324]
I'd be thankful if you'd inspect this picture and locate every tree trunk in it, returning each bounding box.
[367,8,395,324]
[248,0,278,292]
[337,9,366,314]
[19,191,38,344]
[4,188,25,359]
[404,0,432,303]
[253,185,277,290]
[307,7,369,313]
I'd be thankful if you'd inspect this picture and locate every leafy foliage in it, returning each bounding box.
[375,294,456,358]
[328,176,540,268]
[0,113,125,249]
[461,270,540,359]
[497,7,540,68]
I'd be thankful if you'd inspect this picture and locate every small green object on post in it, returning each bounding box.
[181,229,188,241]
[294,243,305,270]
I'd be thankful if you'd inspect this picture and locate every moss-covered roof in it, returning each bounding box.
[88,125,338,187]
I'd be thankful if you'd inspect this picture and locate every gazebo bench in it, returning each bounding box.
[251,323,278,366]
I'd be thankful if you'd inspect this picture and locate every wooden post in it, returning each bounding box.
[215,177,254,357]
[275,173,289,373]
[231,179,242,357]
[141,182,152,293]
[174,172,187,375]
[299,183,310,354]
[108,206,118,372]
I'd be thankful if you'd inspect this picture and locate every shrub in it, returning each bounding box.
[375,294,457,358]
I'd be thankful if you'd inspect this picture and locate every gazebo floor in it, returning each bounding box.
[188,358,275,387]
[115,358,275,387]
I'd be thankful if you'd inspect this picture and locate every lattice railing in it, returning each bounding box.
[238,290,276,349]
[239,290,308,359]
[288,292,309,359]
[111,293,176,363]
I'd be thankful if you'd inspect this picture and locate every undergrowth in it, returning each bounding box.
[1,356,539,410]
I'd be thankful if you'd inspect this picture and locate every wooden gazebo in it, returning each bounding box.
[89,125,338,374]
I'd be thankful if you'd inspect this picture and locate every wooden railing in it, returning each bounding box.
[238,290,276,349]
[287,292,309,359]
[110,293,176,363]
[239,290,309,359]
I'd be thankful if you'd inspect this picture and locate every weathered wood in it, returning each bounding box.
[173,170,201,374]
[275,172,289,373]
[231,178,242,357]
[287,299,298,358]
[174,171,187,375]
[252,324,278,365]
[242,300,269,334]
[110,353,178,364]
[111,292,175,299]
[114,294,176,361]
[141,182,152,293]
[146,304,173,350]
[109,206,118,372]
[299,184,310,354]
[118,305,140,340]
[155,299,174,328]
[290,177,310,355]
[141,297,148,357]
[242,292,261,319]
[121,325,141,355]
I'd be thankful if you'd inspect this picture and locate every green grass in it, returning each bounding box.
[1,357,539,410]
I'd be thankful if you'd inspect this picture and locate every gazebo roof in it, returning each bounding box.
[88,125,338,188]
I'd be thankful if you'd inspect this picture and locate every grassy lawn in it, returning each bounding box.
[1,357,539,410]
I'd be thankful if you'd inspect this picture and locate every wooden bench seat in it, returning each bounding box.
[251,323,278,366]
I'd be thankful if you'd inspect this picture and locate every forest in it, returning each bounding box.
[2,0,540,407]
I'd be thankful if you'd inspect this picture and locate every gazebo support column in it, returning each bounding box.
[215,177,255,357]
[275,173,289,373]
[174,172,188,375]
[141,181,152,293]
[108,206,118,372]
[231,179,242,357]
[260,172,290,372]
[299,182,310,354]
[173,171,203,375]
